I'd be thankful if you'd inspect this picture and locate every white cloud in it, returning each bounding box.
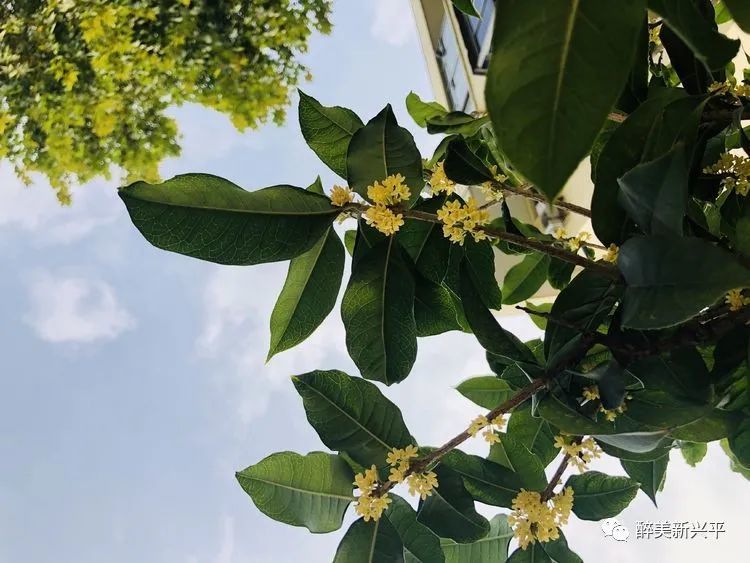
[371,0,416,46]
[212,516,235,563]
[0,164,121,244]
[24,271,135,344]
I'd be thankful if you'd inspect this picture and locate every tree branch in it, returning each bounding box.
[541,452,573,502]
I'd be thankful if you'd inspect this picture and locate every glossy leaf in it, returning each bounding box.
[268,228,345,359]
[502,253,551,305]
[236,451,354,533]
[440,515,513,563]
[621,454,669,506]
[464,239,502,310]
[451,0,479,18]
[406,92,447,127]
[443,138,495,185]
[385,496,444,563]
[506,404,559,467]
[416,465,490,543]
[333,517,403,563]
[728,418,750,469]
[724,0,750,31]
[342,239,417,384]
[299,91,364,179]
[456,376,514,409]
[649,0,740,70]
[292,370,413,468]
[506,532,582,563]
[426,112,489,136]
[119,174,339,265]
[617,143,689,237]
[486,0,646,199]
[440,450,525,508]
[680,441,708,467]
[566,471,639,520]
[618,236,750,329]
[488,434,548,491]
[347,105,424,207]
[414,277,462,337]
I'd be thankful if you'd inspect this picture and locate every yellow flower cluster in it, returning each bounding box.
[362,174,411,235]
[704,153,750,197]
[480,164,508,202]
[430,161,455,195]
[603,243,619,263]
[353,465,392,522]
[467,414,507,444]
[330,185,354,207]
[709,81,750,99]
[437,198,490,244]
[553,436,602,472]
[554,228,592,252]
[386,445,419,483]
[583,385,632,422]
[407,471,440,500]
[367,173,411,206]
[726,289,750,311]
[582,385,600,401]
[507,488,574,549]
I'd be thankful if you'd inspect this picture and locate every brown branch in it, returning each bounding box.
[493,182,592,219]
[541,453,572,502]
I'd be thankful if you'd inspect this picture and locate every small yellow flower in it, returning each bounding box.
[437,197,489,245]
[468,415,489,437]
[582,385,600,401]
[726,289,750,311]
[367,173,410,206]
[430,161,455,195]
[406,471,439,500]
[388,465,407,484]
[363,205,404,235]
[354,492,392,522]
[553,227,567,240]
[507,488,573,549]
[330,185,354,207]
[483,428,501,444]
[604,243,619,263]
[353,465,379,494]
[554,436,601,472]
[704,153,750,197]
[61,68,79,90]
[386,445,419,467]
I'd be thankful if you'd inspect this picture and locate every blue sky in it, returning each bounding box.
[0,1,746,562]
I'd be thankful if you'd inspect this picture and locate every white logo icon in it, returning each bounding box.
[602,518,630,541]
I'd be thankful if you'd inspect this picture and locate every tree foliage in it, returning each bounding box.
[0,0,331,203]
[119,0,750,560]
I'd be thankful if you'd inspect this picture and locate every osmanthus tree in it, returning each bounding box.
[120,0,750,561]
[0,0,331,203]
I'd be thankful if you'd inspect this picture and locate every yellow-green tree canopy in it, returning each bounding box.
[0,0,331,203]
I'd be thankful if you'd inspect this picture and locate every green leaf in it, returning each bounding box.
[456,376,514,409]
[597,438,674,462]
[544,270,622,368]
[397,197,452,285]
[721,438,750,479]
[459,261,536,366]
[440,515,513,563]
[621,454,669,506]
[547,258,575,290]
[406,92,448,127]
[307,176,325,194]
[298,91,364,179]
[669,409,735,441]
[724,0,750,31]
[451,0,479,18]
[649,0,740,70]
[728,418,750,469]
[507,532,582,563]
[523,301,552,330]
[617,143,689,237]
[235,451,354,533]
[292,370,413,468]
[416,465,490,543]
[119,174,339,265]
[426,112,489,136]
[414,277,462,337]
[440,450,525,508]
[486,0,646,199]
[345,230,357,256]
[680,441,708,466]
[385,496,444,563]
[334,517,403,563]
[507,404,559,467]
[591,89,686,244]
[488,434,548,491]
[502,253,551,305]
[342,239,418,384]
[347,105,424,207]
[618,236,750,329]
[566,471,639,520]
[268,228,345,359]
[464,239,502,309]
[443,138,495,185]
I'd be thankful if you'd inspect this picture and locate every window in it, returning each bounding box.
[455,0,495,72]
[436,16,472,111]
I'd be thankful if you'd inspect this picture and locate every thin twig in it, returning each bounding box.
[541,453,572,502]
[494,182,592,219]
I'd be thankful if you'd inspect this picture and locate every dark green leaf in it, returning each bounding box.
[617,143,689,237]
[345,230,357,256]
[459,261,536,366]
[486,0,646,199]
[566,471,640,520]
[334,517,404,563]
[502,253,551,305]
[347,105,424,207]
[618,236,750,329]
[385,496,444,563]
[597,438,674,461]
[488,434,548,491]
[416,465,490,543]
[443,138,494,185]
[456,376,514,409]
[507,404,559,467]
[440,515,513,563]
[406,92,448,127]
[119,174,338,265]
[236,451,354,533]
[440,450,525,508]
[299,91,364,178]
[451,0,479,18]
[724,0,750,31]
[292,370,413,468]
[464,239,502,309]
[523,301,552,330]
[547,258,575,290]
[426,112,489,136]
[621,454,669,506]
[397,198,451,285]
[342,239,417,384]
[649,0,740,70]
[414,277,462,337]
[728,418,750,469]
[507,531,582,563]
[268,228,344,359]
